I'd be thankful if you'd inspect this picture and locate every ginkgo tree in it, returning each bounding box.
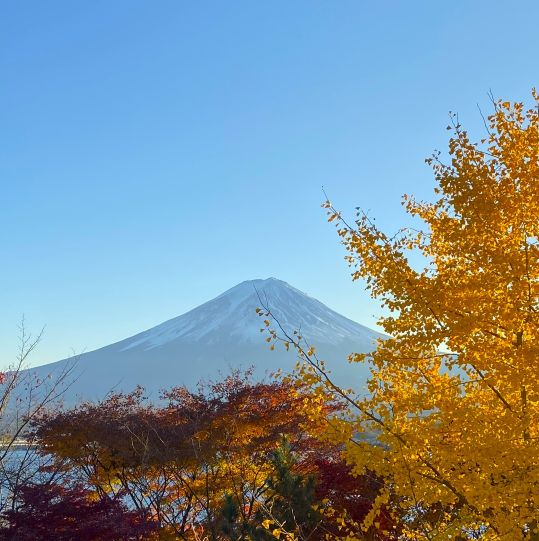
[263,92,539,540]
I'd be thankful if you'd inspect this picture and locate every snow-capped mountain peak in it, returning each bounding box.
[30,278,382,403]
[121,278,374,350]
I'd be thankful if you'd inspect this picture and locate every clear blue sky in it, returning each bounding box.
[1,1,537,367]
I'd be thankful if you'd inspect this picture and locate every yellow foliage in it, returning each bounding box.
[307,92,539,539]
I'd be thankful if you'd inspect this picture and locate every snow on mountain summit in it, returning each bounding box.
[121,278,374,350]
[29,278,383,403]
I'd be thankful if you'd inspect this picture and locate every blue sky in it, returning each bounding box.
[1,1,538,367]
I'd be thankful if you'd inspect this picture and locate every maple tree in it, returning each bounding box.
[33,373,395,540]
[0,482,157,540]
[262,92,539,539]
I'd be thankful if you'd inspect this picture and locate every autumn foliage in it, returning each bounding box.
[264,92,539,539]
[28,372,394,540]
[0,483,156,540]
[5,92,534,541]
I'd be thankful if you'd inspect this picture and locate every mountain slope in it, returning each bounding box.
[31,278,383,403]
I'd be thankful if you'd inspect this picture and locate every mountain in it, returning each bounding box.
[30,278,383,404]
